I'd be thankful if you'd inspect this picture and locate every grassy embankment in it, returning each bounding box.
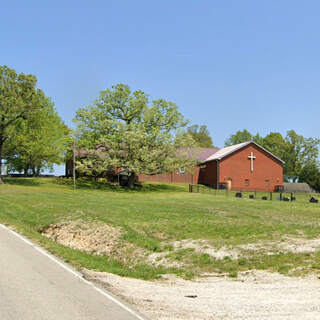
[1,177,320,279]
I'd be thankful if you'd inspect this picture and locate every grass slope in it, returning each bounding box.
[1,177,320,279]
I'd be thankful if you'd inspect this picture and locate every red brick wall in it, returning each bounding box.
[219,144,283,192]
[198,161,217,188]
[138,167,198,184]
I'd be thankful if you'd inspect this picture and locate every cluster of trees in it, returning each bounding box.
[0,65,69,182]
[225,129,320,191]
[185,125,214,148]
[74,84,196,188]
[2,65,319,191]
[0,65,214,187]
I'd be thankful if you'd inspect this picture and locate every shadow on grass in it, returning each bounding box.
[55,177,187,193]
[2,176,188,193]
[3,178,42,186]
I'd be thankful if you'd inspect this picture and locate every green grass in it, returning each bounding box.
[1,177,320,279]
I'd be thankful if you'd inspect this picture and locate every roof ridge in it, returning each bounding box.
[203,141,284,163]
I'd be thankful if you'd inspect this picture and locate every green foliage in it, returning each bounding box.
[260,132,287,160]
[283,130,319,182]
[299,162,320,192]
[5,90,70,175]
[224,129,261,146]
[186,124,214,148]
[74,84,194,187]
[0,65,39,181]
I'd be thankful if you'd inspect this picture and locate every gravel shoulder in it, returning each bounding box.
[83,269,320,320]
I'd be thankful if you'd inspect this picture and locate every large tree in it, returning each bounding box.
[282,130,320,182]
[74,84,194,188]
[225,129,262,146]
[225,129,253,146]
[299,161,320,192]
[186,125,214,148]
[5,90,70,175]
[260,132,287,160]
[0,66,38,183]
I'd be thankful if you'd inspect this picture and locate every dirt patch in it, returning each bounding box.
[171,239,239,260]
[278,237,320,254]
[147,252,184,268]
[42,221,121,256]
[170,237,320,261]
[83,269,320,320]
[239,237,320,255]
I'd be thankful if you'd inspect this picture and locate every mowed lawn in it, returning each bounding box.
[1,177,320,279]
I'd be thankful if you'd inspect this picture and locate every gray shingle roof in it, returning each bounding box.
[283,183,315,193]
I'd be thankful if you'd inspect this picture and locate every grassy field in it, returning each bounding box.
[1,177,320,280]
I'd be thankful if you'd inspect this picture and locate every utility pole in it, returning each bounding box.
[73,138,76,190]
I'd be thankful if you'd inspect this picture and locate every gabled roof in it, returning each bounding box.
[203,141,284,164]
[177,147,219,162]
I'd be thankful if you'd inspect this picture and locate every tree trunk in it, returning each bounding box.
[128,172,135,189]
[24,167,29,176]
[0,140,3,184]
[32,166,36,177]
[0,161,3,184]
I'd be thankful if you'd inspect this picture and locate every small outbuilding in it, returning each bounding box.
[283,183,315,193]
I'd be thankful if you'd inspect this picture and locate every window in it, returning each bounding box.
[265,179,270,187]
[245,179,249,186]
[179,166,186,174]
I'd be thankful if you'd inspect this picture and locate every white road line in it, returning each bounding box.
[0,224,146,320]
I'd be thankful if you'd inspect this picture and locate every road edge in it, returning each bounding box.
[0,223,148,320]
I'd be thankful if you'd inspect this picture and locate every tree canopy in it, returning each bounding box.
[186,125,214,148]
[283,130,320,182]
[5,90,70,175]
[0,66,39,182]
[74,84,194,187]
[0,65,69,180]
[225,129,254,146]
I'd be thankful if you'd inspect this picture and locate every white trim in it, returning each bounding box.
[0,224,146,320]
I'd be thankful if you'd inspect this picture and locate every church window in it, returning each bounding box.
[265,179,270,187]
[245,179,249,186]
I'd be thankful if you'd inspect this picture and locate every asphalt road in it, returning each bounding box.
[0,224,145,320]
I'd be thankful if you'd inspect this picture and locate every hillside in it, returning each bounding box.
[1,177,320,279]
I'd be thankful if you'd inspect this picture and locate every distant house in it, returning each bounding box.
[138,141,284,192]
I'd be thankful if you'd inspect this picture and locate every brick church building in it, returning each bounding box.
[138,141,284,192]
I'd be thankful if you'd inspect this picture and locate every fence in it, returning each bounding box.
[189,184,319,204]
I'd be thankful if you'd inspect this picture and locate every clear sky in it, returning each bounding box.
[1,1,319,173]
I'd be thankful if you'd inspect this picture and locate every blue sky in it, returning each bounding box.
[1,1,319,174]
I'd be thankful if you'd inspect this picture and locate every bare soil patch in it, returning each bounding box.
[169,237,320,261]
[83,269,320,320]
[171,239,239,260]
[42,221,121,256]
